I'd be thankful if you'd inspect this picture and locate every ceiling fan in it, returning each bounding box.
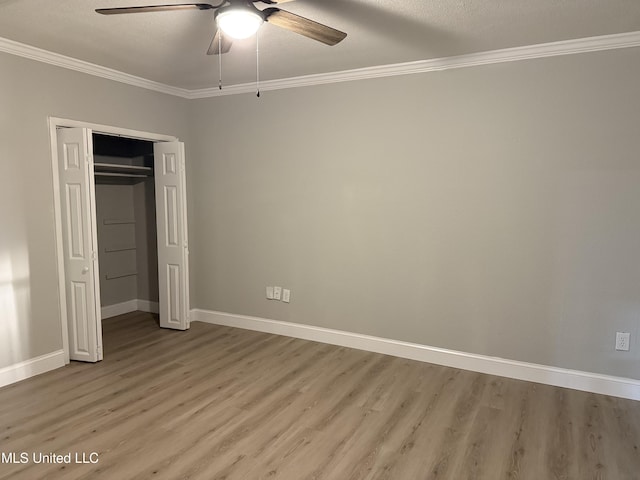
[96,1,347,56]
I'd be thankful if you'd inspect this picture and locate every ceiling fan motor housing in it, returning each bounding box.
[215,2,265,39]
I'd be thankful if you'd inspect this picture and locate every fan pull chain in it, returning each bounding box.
[218,32,223,90]
[256,33,260,98]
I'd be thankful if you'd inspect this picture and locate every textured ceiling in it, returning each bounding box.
[1,0,640,89]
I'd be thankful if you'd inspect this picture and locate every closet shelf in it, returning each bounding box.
[95,172,148,179]
[105,272,138,280]
[104,246,137,253]
[103,219,136,225]
[94,162,153,176]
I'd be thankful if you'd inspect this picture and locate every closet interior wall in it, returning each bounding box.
[93,135,158,314]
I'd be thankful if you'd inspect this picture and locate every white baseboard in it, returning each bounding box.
[136,299,160,315]
[0,350,66,389]
[102,299,159,319]
[191,309,640,401]
[101,300,138,319]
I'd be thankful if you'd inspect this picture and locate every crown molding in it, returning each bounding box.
[0,37,191,98]
[187,30,640,98]
[2,31,640,100]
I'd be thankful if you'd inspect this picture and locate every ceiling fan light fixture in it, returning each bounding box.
[216,8,263,40]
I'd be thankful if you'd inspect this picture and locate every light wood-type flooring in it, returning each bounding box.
[0,312,638,479]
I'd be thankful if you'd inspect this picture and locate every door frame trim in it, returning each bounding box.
[48,116,178,364]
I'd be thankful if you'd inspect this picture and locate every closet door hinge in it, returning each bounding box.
[91,251,98,261]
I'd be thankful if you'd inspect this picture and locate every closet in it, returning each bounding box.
[92,133,159,318]
[56,123,190,362]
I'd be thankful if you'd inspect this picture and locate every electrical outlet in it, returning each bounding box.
[266,286,274,300]
[282,288,290,303]
[273,286,282,301]
[615,332,630,351]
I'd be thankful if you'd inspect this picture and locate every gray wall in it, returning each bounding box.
[94,176,158,308]
[3,44,639,381]
[0,51,189,369]
[187,48,640,380]
[95,179,138,307]
[134,178,159,303]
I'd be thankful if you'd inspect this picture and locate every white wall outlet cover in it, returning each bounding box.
[282,289,290,303]
[266,286,274,300]
[615,332,630,351]
[273,286,282,301]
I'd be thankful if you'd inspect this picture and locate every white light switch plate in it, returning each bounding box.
[273,286,282,301]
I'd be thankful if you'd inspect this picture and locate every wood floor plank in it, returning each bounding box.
[367,366,455,480]
[0,312,638,480]
[609,396,640,480]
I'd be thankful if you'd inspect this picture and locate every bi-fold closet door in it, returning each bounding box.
[57,127,190,362]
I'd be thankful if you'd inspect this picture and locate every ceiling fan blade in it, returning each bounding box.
[96,3,220,15]
[263,8,346,46]
[207,28,233,55]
